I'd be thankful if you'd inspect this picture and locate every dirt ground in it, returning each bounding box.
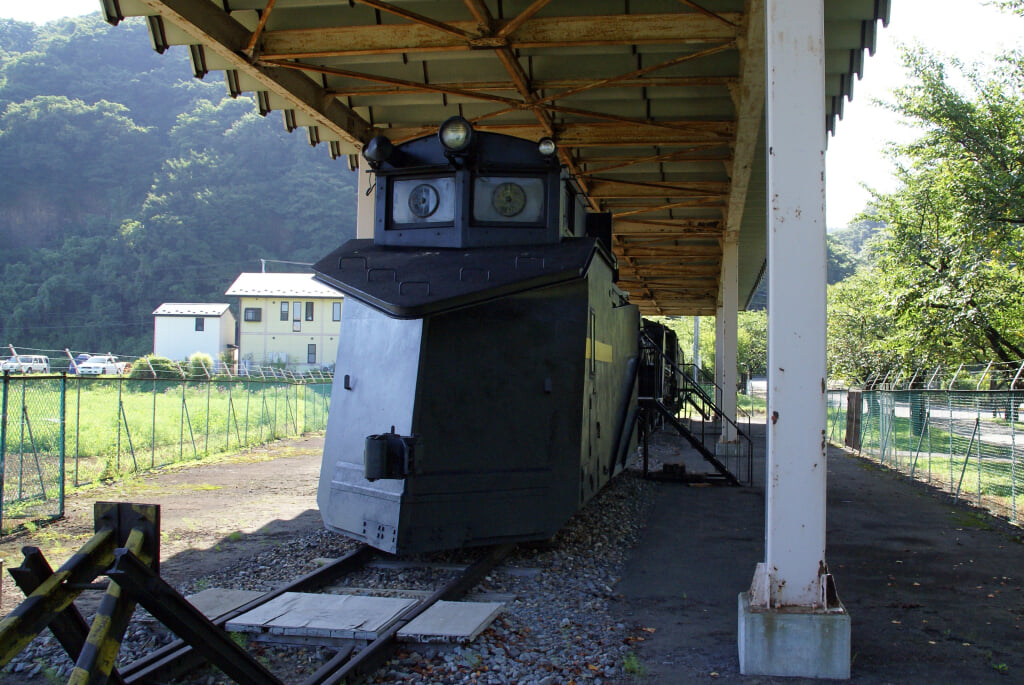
[5,429,1024,684]
[0,435,325,617]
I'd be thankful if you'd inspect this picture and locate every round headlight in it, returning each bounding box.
[438,116,474,152]
[363,135,394,165]
[537,137,557,156]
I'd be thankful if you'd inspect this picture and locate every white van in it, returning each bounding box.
[1,355,50,373]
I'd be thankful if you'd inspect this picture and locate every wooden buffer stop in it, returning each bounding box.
[0,502,285,685]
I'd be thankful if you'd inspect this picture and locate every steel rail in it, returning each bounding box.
[120,544,374,684]
[309,543,515,685]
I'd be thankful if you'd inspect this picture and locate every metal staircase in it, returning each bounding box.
[638,330,753,486]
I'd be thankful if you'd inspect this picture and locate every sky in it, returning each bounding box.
[2,1,1023,228]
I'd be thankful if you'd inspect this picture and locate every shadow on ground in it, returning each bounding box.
[614,423,1024,683]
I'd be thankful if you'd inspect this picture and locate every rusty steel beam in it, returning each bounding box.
[588,178,730,198]
[258,13,742,59]
[383,120,734,146]
[351,0,473,38]
[243,0,277,56]
[331,76,736,98]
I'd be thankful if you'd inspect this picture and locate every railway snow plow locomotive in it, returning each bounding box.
[313,117,640,554]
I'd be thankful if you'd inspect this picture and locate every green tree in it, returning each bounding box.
[827,270,900,384]
[0,19,358,354]
[737,310,767,376]
[826,234,858,284]
[866,47,1024,366]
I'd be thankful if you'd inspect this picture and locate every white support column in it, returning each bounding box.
[738,0,850,679]
[715,307,725,403]
[356,162,375,239]
[717,235,739,442]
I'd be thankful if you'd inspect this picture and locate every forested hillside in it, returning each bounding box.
[0,15,357,354]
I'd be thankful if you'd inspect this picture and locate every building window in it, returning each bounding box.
[332,302,341,321]
[305,301,314,321]
[293,301,301,321]
[195,317,205,332]
[243,307,262,322]
[307,344,317,364]
[280,302,289,321]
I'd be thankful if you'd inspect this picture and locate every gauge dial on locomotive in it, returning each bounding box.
[408,183,439,218]
[491,182,526,217]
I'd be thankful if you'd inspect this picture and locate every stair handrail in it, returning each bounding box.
[639,330,755,484]
[639,332,753,442]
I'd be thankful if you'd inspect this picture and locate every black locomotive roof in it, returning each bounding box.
[313,238,609,319]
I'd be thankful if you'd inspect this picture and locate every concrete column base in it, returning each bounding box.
[738,593,851,679]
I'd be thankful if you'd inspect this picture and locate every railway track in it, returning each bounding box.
[0,504,516,685]
[3,465,652,684]
[121,542,513,685]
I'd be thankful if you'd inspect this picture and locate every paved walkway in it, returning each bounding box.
[614,423,1024,683]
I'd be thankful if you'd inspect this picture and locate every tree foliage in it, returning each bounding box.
[828,39,1024,381]
[874,48,1024,365]
[0,16,357,354]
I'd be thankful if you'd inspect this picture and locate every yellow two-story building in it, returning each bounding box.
[226,273,344,372]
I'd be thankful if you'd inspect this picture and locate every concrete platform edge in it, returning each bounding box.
[737,592,851,679]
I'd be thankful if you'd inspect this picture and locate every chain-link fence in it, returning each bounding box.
[1,372,332,533]
[828,387,1024,524]
[0,374,66,527]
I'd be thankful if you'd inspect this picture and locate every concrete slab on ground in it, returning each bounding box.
[226,593,416,640]
[185,588,264,619]
[397,600,503,643]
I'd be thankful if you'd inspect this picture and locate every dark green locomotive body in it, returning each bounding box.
[314,119,639,553]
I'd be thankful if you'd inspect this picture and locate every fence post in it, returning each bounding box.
[226,381,232,451]
[948,393,954,494]
[948,364,963,391]
[179,379,185,463]
[1012,404,1018,524]
[976,361,993,391]
[1,372,8,532]
[203,360,211,456]
[151,377,157,469]
[74,376,82,487]
[59,374,66,519]
[976,394,982,506]
[116,375,123,471]
[19,378,26,499]
[244,378,251,445]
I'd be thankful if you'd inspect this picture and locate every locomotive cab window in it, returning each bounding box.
[390,176,456,227]
[472,176,545,225]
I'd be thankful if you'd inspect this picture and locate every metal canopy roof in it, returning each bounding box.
[104,0,889,316]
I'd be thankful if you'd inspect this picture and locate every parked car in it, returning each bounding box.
[1,355,50,373]
[77,355,122,375]
[68,353,92,375]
